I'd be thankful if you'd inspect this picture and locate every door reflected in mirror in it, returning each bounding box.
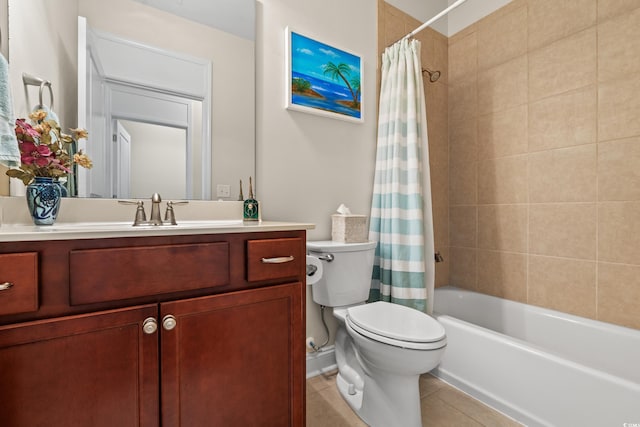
[116,120,187,200]
[78,18,210,199]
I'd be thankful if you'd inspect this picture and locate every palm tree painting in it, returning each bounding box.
[286,28,362,122]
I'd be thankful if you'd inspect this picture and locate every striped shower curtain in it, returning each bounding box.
[369,38,435,313]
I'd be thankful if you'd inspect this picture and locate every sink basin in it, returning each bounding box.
[48,219,244,231]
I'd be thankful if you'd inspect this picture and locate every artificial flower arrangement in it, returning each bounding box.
[5,109,92,185]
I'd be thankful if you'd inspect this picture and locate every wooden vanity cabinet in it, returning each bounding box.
[0,230,306,427]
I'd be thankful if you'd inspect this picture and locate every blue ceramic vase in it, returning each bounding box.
[26,177,62,225]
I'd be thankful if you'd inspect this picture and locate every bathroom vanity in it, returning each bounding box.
[0,221,311,426]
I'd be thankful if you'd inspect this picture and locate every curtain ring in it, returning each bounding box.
[38,80,54,109]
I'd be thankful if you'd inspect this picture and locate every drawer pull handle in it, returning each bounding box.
[0,282,13,291]
[261,256,295,264]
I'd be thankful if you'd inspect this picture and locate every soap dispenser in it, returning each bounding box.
[243,177,259,221]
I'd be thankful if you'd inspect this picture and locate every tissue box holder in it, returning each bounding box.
[331,214,367,243]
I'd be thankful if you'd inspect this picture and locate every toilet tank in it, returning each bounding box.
[307,240,377,307]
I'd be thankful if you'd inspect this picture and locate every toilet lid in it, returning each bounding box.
[347,301,446,344]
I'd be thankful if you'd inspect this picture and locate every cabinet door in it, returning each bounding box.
[161,282,304,427]
[0,305,159,427]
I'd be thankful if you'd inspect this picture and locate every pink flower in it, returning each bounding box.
[15,119,41,139]
[20,141,52,167]
[49,158,72,173]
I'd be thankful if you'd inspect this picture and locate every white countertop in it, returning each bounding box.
[0,196,314,242]
[0,220,315,242]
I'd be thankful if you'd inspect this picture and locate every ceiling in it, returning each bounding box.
[133,0,255,40]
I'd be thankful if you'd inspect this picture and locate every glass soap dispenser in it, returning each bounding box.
[243,177,259,221]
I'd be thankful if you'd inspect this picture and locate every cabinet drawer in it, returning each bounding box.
[0,252,38,316]
[70,242,229,305]
[247,238,303,282]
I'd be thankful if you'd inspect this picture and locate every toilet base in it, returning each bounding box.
[336,372,363,411]
[334,322,443,427]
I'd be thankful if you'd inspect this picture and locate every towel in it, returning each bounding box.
[0,53,20,168]
[34,103,60,124]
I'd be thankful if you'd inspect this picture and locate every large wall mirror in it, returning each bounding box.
[5,0,255,200]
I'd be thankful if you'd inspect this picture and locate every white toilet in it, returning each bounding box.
[307,240,446,427]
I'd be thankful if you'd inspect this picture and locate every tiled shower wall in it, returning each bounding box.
[448,0,640,330]
[378,1,450,288]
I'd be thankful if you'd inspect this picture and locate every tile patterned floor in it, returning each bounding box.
[307,371,522,427]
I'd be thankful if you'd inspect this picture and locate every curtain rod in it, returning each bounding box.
[389,0,469,47]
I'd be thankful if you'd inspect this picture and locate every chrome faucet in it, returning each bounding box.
[164,200,189,225]
[120,194,188,226]
[149,193,163,226]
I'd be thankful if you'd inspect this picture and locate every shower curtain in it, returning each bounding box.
[369,38,436,314]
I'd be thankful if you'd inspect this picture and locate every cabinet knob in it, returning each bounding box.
[0,282,14,291]
[142,317,158,334]
[162,315,177,331]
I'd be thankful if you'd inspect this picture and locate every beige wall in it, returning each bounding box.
[378,1,450,288]
[256,0,378,346]
[448,0,640,330]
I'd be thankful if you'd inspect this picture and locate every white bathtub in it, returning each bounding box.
[432,286,640,427]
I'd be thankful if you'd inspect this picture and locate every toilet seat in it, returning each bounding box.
[346,301,446,351]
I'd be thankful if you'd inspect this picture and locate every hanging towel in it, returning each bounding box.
[33,104,60,123]
[0,53,21,168]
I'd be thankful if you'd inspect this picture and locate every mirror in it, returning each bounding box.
[7,0,255,200]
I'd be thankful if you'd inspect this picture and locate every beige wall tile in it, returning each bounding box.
[598,74,640,142]
[528,0,596,50]
[478,55,527,115]
[449,117,477,206]
[529,28,596,102]
[449,77,478,123]
[435,265,450,289]
[598,7,640,82]
[598,137,640,201]
[450,206,477,248]
[431,31,449,86]
[450,117,477,161]
[382,5,406,47]
[598,0,640,22]
[477,6,527,71]
[529,144,597,203]
[448,32,477,84]
[449,247,477,290]
[435,247,449,288]
[477,250,527,302]
[450,159,477,206]
[426,78,448,134]
[528,255,596,318]
[478,105,528,160]
[478,155,528,204]
[598,262,640,329]
[478,205,527,252]
[599,202,640,265]
[433,191,449,250]
[528,86,597,152]
[529,203,596,260]
[448,23,477,45]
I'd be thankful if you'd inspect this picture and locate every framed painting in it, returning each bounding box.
[285,27,363,123]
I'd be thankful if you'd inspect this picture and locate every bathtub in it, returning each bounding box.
[432,286,640,427]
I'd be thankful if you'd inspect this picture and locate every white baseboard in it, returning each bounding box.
[306,345,337,379]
